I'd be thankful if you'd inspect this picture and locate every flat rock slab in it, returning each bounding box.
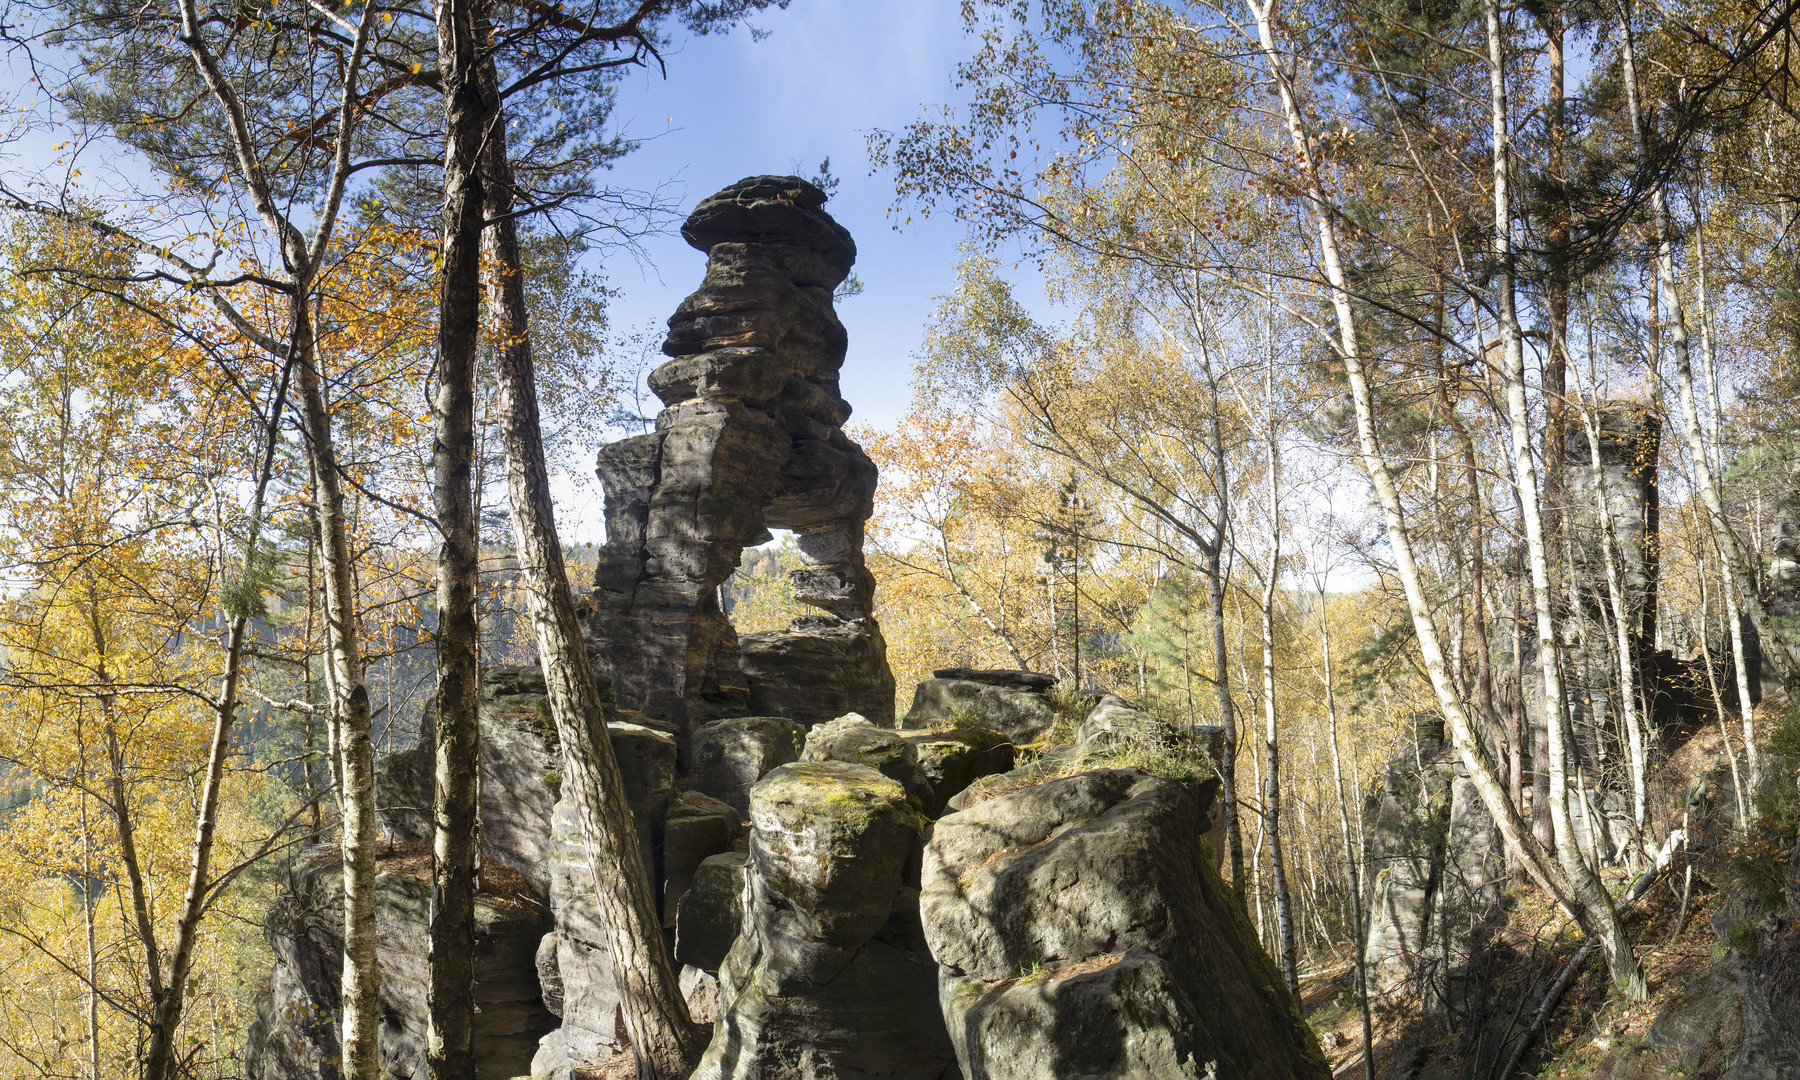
[932,668,1056,693]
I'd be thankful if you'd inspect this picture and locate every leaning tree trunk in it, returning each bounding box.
[1244,0,1649,1000]
[480,100,707,1079]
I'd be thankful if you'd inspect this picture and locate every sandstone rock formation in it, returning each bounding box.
[246,845,555,1080]
[1361,731,1506,1003]
[688,714,805,815]
[589,175,894,733]
[903,728,1015,817]
[923,768,1325,1080]
[676,851,749,975]
[693,761,958,1080]
[901,667,1055,740]
[800,713,933,809]
[352,666,742,1079]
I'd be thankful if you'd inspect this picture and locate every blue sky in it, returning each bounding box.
[594,0,1002,434]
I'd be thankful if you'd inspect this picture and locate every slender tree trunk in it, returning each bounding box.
[293,291,382,1080]
[1316,583,1375,1080]
[937,532,1027,667]
[1577,407,1650,835]
[481,102,706,1079]
[78,784,100,1080]
[1208,543,1245,907]
[1483,0,1644,997]
[1261,325,1298,995]
[1695,212,1763,787]
[142,367,289,1080]
[1696,564,1750,829]
[1247,0,1643,997]
[426,0,489,1072]
[1617,2,1799,702]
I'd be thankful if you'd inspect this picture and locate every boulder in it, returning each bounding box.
[688,714,806,814]
[902,676,1053,741]
[692,761,957,1080]
[904,729,1016,817]
[661,791,745,928]
[923,768,1326,1080]
[246,844,555,1080]
[676,851,750,975]
[740,617,897,727]
[802,713,933,810]
[1077,693,1175,749]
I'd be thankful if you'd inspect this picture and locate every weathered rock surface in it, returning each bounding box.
[1730,914,1800,1080]
[903,729,1015,817]
[589,175,894,732]
[740,617,896,727]
[377,667,565,892]
[1361,735,1506,1004]
[931,668,1056,692]
[368,667,742,1080]
[246,844,555,1080]
[923,768,1325,1080]
[1076,693,1175,749]
[692,761,957,1080]
[676,851,750,975]
[688,714,806,814]
[801,713,933,809]
[376,667,679,895]
[660,791,745,928]
[901,672,1054,740]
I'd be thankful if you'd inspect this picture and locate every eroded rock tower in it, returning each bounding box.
[589,175,894,734]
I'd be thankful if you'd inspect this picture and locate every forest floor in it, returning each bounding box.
[1301,883,1737,1079]
[1301,708,1763,1080]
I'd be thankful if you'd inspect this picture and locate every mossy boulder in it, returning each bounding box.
[924,768,1327,1080]
[692,760,956,1080]
[801,714,933,813]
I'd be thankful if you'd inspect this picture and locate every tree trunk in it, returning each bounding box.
[1577,406,1650,838]
[426,0,488,1072]
[1695,208,1764,788]
[1246,0,1646,999]
[142,366,289,1080]
[481,103,707,1079]
[1261,322,1298,995]
[1483,0,1643,997]
[1316,582,1375,1080]
[1616,4,1800,698]
[1207,542,1245,907]
[292,291,382,1080]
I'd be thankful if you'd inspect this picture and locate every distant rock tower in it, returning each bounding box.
[589,176,895,736]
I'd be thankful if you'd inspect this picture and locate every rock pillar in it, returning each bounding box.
[590,175,894,732]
